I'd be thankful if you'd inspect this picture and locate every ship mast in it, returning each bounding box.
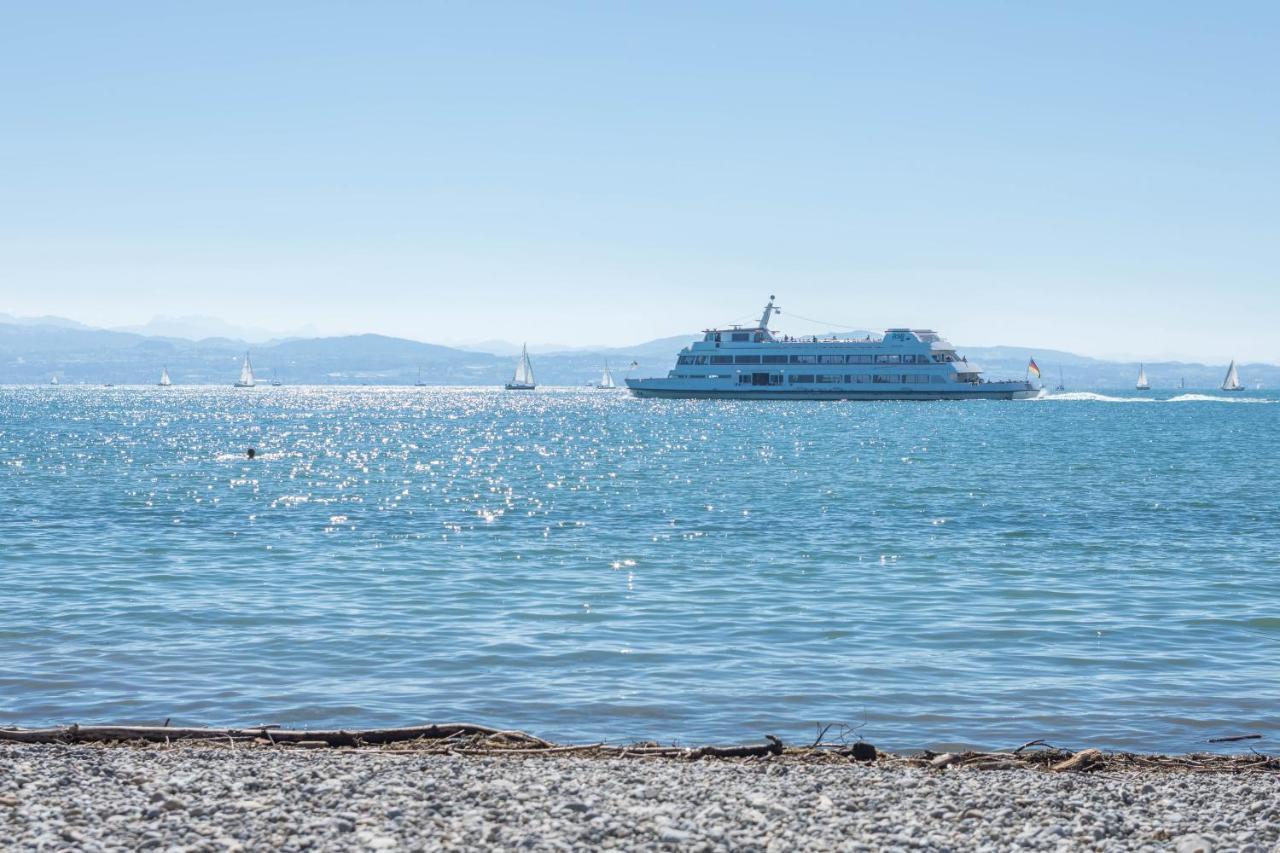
[747,295,778,338]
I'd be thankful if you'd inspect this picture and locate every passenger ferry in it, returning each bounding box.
[625,298,1038,401]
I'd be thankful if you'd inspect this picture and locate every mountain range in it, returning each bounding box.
[1,314,1274,390]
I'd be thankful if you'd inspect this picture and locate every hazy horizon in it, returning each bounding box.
[4,2,1279,363]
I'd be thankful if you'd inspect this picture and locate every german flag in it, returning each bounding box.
[1028,358,1041,378]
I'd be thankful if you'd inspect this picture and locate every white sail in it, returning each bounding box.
[1222,360,1241,391]
[1136,365,1149,390]
[159,367,172,387]
[600,360,616,389]
[235,353,256,387]
[50,376,59,385]
[509,344,535,388]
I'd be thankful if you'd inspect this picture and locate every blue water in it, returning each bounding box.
[2,387,1278,752]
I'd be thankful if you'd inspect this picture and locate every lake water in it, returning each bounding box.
[2,387,1277,752]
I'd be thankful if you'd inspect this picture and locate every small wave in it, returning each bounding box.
[1040,392,1156,403]
[1041,392,1274,404]
[1165,393,1273,404]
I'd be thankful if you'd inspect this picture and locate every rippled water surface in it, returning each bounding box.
[2,386,1278,751]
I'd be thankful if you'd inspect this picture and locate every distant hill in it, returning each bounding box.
[0,313,93,330]
[2,316,1276,389]
[113,315,320,343]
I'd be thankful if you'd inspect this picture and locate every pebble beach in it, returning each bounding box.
[2,744,1278,851]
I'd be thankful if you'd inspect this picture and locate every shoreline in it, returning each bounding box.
[3,742,1277,851]
[1,722,1275,775]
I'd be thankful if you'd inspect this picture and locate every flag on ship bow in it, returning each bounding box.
[1027,358,1041,378]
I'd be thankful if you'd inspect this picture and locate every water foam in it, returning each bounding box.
[1041,391,1274,404]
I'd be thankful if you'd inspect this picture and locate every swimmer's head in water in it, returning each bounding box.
[247,448,256,459]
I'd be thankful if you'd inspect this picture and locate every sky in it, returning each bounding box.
[2,2,1278,362]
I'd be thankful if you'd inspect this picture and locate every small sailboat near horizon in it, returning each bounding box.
[414,366,426,387]
[234,352,256,388]
[1221,360,1243,392]
[158,366,172,387]
[1053,368,1065,393]
[50,375,59,386]
[270,368,283,387]
[596,359,618,390]
[505,344,536,390]
[1135,364,1150,391]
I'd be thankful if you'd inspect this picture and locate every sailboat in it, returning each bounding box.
[596,360,618,390]
[234,352,256,388]
[158,366,172,387]
[1135,365,1150,391]
[1179,377,1185,390]
[505,344,536,390]
[1221,360,1243,392]
[414,366,426,387]
[270,369,283,387]
[1053,368,1065,393]
[50,375,59,386]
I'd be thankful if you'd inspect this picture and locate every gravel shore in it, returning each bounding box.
[2,744,1277,851]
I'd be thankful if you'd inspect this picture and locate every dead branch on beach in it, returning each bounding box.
[0,723,543,749]
[1,724,1275,773]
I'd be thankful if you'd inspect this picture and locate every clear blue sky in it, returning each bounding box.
[2,2,1278,362]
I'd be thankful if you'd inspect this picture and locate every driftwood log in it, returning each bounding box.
[0,723,542,748]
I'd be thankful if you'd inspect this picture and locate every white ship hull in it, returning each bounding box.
[626,378,1037,401]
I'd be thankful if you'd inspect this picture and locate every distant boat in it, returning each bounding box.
[158,367,172,387]
[234,352,256,388]
[597,360,618,390]
[1221,360,1243,392]
[1053,368,1065,393]
[505,344,536,391]
[414,366,426,387]
[50,376,59,386]
[1179,377,1185,389]
[270,369,283,387]
[1135,365,1150,390]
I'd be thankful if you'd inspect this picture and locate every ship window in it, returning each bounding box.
[769,373,782,386]
[931,375,946,383]
[790,374,815,383]
[677,356,694,365]
[875,354,901,364]
[710,355,734,365]
[819,355,845,364]
[738,374,752,384]
[816,374,842,383]
[852,374,872,383]
[731,332,750,342]
[849,354,873,364]
[693,356,708,364]
[873,374,901,383]
[734,355,761,364]
[762,354,788,364]
[789,355,818,364]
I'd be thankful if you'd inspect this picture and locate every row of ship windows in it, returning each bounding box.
[677,353,944,366]
[782,374,947,384]
[668,373,953,384]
